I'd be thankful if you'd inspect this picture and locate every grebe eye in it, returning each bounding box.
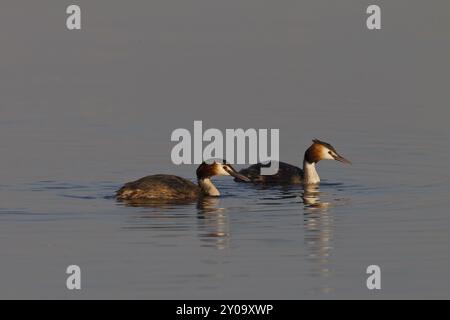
[328,151,332,154]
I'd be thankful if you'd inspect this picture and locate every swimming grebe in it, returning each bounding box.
[116,160,250,201]
[235,139,350,184]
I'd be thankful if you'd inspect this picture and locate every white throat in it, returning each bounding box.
[198,178,220,196]
[303,161,320,184]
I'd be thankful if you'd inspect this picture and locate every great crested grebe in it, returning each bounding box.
[116,160,250,202]
[235,139,350,184]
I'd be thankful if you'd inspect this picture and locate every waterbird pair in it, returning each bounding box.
[115,139,351,202]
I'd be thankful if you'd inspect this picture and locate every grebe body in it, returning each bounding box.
[238,161,303,184]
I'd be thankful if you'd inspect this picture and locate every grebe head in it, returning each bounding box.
[305,139,351,164]
[196,160,251,181]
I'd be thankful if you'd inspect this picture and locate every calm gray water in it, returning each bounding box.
[1,1,450,299]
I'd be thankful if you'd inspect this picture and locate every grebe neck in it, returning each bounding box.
[198,178,220,196]
[303,160,320,184]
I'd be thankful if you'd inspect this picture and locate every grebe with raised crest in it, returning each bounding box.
[235,139,350,184]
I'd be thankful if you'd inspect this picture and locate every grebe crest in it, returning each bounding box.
[196,159,242,179]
